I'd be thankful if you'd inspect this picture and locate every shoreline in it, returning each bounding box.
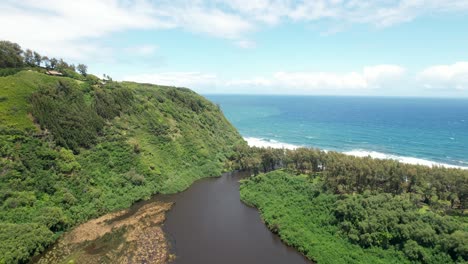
[244,137,468,170]
[32,201,174,264]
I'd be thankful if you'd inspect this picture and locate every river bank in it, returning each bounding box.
[32,171,311,264]
[31,201,174,264]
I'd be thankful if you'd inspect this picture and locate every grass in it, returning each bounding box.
[0,71,70,130]
[0,70,244,263]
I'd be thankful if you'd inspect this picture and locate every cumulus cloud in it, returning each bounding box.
[124,45,159,56]
[419,62,468,90]
[271,71,368,89]
[363,65,407,84]
[227,65,406,91]
[0,0,166,60]
[2,0,468,61]
[173,8,254,39]
[123,72,219,88]
[123,63,468,95]
[125,65,406,94]
[219,0,468,28]
[0,0,252,60]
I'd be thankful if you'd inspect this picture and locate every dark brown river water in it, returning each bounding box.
[32,171,312,263]
[158,171,312,264]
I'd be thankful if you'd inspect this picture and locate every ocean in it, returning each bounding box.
[206,95,468,169]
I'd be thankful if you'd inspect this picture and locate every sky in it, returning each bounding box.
[1,0,468,97]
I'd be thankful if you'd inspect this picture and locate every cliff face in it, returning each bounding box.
[0,70,243,263]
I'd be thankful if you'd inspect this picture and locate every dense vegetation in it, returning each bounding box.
[238,147,468,264]
[3,39,467,264]
[0,41,242,263]
[0,40,89,78]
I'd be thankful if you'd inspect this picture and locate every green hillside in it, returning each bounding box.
[0,69,243,263]
[238,148,468,264]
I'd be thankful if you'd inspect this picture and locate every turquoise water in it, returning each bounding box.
[207,95,468,168]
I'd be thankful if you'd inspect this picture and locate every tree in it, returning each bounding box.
[42,56,50,69]
[0,41,24,68]
[49,58,58,69]
[23,49,34,66]
[33,51,42,66]
[56,58,68,71]
[77,64,87,76]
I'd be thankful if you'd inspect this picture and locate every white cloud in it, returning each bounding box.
[226,77,273,86]
[419,62,468,90]
[0,0,167,60]
[174,8,254,39]
[235,40,257,49]
[125,65,406,94]
[3,0,468,62]
[124,45,158,56]
[220,0,468,28]
[0,0,253,60]
[123,72,219,88]
[272,71,368,89]
[228,65,406,91]
[363,65,407,84]
[123,63,468,95]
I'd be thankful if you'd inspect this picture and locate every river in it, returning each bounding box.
[159,171,311,264]
[32,171,312,264]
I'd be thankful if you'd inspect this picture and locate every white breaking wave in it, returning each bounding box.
[244,137,300,150]
[244,137,468,170]
[343,150,468,170]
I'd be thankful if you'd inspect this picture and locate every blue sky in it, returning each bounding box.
[2,0,468,97]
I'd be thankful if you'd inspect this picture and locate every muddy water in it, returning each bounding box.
[32,171,312,264]
[158,171,312,264]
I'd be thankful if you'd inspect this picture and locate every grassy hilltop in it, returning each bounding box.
[0,65,243,263]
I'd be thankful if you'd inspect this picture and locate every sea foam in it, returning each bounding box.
[244,137,468,170]
[343,150,468,169]
[244,137,299,150]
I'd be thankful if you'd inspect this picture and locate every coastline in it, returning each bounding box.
[244,137,468,170]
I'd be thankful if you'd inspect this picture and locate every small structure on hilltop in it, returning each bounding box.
[46,70,63,76]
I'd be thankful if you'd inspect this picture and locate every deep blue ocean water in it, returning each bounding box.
[206,95,468,168]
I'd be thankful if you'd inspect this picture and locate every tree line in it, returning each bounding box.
[0,40,87,76]
[237,146,468,263]
[230,145,468,211]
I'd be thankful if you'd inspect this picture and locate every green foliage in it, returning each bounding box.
[0,41,24,68]
[0,71,59,129]
[240,162,468,263]
[335,193,462,262]
[57,148,81,173]
[84,74,100,85]
[0,66,242,263]
[0,68,22,77]
[93,84,133,119]
[0,223,55,264]
[0,40,91,81]
[121,81,243,193]
[30,80,105,151]
[241,171,410,264]
[77,64,87,76]
[36,207,69,231]
[234,147,468,211]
